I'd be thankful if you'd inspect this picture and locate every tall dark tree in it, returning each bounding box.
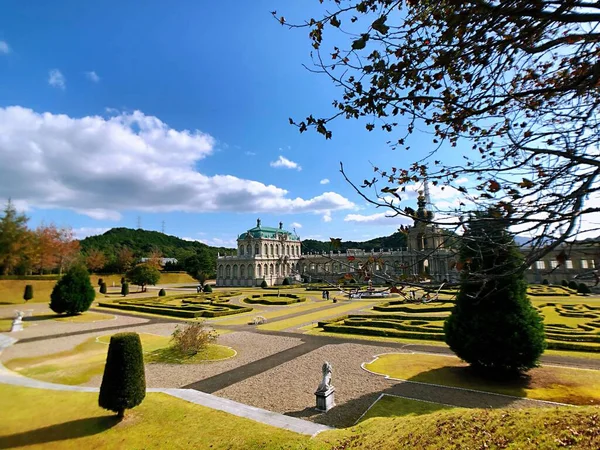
[184,250,213,282]
[49,265,96,315]
[99,332,146,419]
[444,211,546,375]
[281,0,600,267]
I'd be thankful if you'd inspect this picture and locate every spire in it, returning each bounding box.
[423,179,432,208]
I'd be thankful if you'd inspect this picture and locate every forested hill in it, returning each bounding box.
[301,231,408,254]
[79,228,234,262]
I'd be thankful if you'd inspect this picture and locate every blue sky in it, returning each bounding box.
[0,0,451,247]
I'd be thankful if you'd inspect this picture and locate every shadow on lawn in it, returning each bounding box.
[0,415,120,449]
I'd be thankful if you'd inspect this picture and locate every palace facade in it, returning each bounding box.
[216,219,302,287]
[216,188,600,287]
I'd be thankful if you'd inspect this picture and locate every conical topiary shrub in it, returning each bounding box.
[50,265,96,315]
[444,211,546,375]
[99,282,107,294]
[578,283,591,295]
[98,332,146,419]
[568,280,578,290]
[121,282,129,296]
[23,284,33,302]
[158,288,166,296]
[203,284,212,293]
[260,279,268,288]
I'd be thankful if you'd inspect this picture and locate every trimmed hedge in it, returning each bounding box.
[23,284,33,301]
[0,274,61,280]
[98,301,252,318]
[243,294,306,305]
[98,332,145,417]
[322,323,445,341]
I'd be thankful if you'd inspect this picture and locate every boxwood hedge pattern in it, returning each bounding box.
[98,292,251,318]
[317,300,600,352]
[243,293,307,305]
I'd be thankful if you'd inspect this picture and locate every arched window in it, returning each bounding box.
[265,264,269,275]
[218,266,223,277]
[286,245,289,255]
[270,244,274,255]
[240,246,244,256]
[246,244,251,255]
[255,244,259,255]
[325,263,330,272]
[257,265,262,277]
[247,264,253,279]
[264,244,268,255]
[233,265,238,278]
[240,265,245,278]
[226,265,231,277]
[270,264,274,275]
[276,245,279,256]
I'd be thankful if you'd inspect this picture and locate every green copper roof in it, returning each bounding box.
[239,225,300,241]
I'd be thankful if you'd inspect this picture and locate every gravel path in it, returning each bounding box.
[143,332,303,388]
[215,343,555,428]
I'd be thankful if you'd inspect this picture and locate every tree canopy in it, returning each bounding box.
[280,0,600,267]
[126,263,161,292]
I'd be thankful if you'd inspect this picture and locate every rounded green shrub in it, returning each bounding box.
[568,280,579,290]
[444,211,545,375]
[23,284,33,302]
[561,279,569,287]
[49,265,96,315]
[158,288,166,296]
[98,278,104,287]
[542,279,549,285]
[578,283,591,295]
[99,282,107,294]
[203,284,213,293]
[98,332,146,418]
[261,280,268,288]
[282,277,290,286]
[121,282,129,296]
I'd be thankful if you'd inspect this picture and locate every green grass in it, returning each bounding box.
[2,383,600,449]
[146,344,236,364]
[215,300,327,325]
[0,279,57,304]
[0,384,312,450]
[258,300,378,331]
[364,353,600,405]
[359,395,455,422]
[5,333,171,385]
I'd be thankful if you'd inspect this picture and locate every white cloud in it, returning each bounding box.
[73,227,109,239]
[85,71,100,83]
[0,106,355,219]
[198,237,237,247]
[270,155,301,171]
[0,41,10,54]
[48,69,65,89]
[320,178,330,185]
[244,151,256,156]
[323,211,332,222]
[344,212,412,226]
[290,222,302,229]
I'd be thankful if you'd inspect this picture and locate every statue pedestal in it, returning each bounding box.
[315,387,335,412]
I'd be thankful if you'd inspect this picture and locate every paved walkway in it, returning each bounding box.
[0,334,329,436]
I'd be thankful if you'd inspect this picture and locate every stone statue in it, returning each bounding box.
[279,221,283,230]
[11,310,24,332]
[256,218,261,228]
[316,362,333,393]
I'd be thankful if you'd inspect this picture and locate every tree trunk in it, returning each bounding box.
[117,409,125,419]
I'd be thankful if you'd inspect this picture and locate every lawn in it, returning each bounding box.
[0,384,313,450]
[0,279,57,304]
[2,384,600,449]
[145,344,236,364]
[5,333,171,385]
[258,301,378,331]
[364,353,600,405]
[215,300,328,326]
[358,395,455,422]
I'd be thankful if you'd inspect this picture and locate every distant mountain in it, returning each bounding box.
[79,228,235,270]
[301,232,408,254]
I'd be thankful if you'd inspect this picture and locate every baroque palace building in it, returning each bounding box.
[216,188,600,287]
[216,219,302,287]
